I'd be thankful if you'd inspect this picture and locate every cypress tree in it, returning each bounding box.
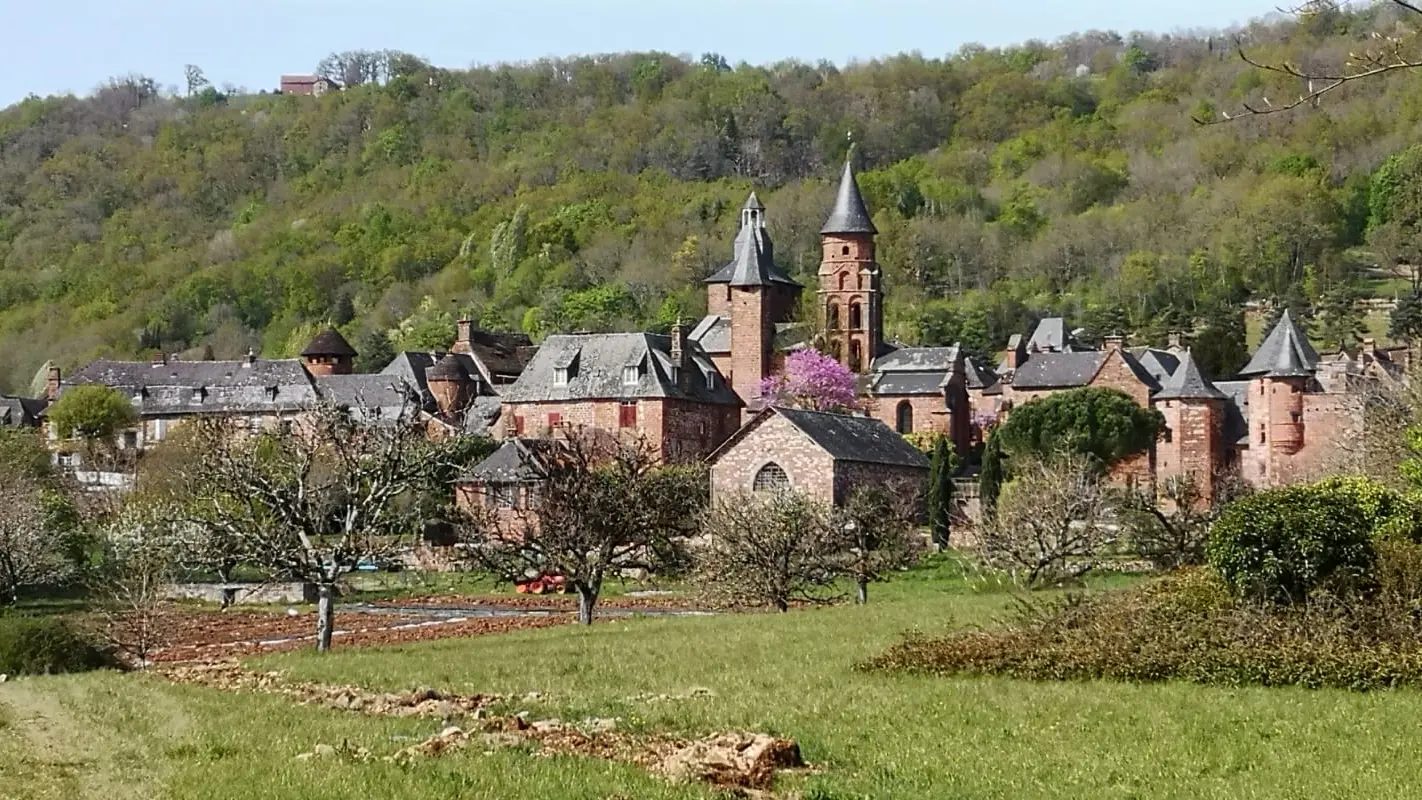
[927,436,955,548]
[979,434,1005,519]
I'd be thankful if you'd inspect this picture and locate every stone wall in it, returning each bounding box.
[1155,399,1223,503]
[709,413,836,504]
[500,398,734,462]
[162,582,315,605]
[866,394,951,436]
[833,460,928,518]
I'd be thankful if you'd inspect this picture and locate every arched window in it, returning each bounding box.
[753,462,790,493]
[841,245,850,256]
[850,341,863,372]
[849,302,863,330]
[838,272,849,290]
[827,302,841,330]
[896,401,914,434]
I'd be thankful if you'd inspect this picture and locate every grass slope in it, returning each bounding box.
[6,573,1422,798]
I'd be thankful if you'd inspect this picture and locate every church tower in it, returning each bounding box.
[727,209,777,411]
[818,148,882,373]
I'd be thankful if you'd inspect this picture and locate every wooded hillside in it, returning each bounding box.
[3,4,1422,392]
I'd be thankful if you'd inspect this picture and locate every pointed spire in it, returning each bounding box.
[1239,308,1319,377]
[742,191,765,211]
[728,223,774,287]
[821,146,877,235]
[1155,350,1227,401]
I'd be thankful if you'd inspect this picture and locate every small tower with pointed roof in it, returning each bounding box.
[818,146,882,373]
[301,328,357,376]
[1154,350,1227,504]
[1238,309,1317,485]
[426,353,473,418]
[728,211,777,411]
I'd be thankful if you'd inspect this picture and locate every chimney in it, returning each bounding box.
[151,353,167,367]
[45,365,61,401]
[1005,334,1025,371]
[244,348,257,367]
[670,318,685,369]
[1362,337,1378,356]
[502,406,517,439]
[1104,333,1125,352]
[452,318,474,355]
[1167,331,1184,352]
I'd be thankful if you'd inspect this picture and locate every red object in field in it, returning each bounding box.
[515,572,565,595]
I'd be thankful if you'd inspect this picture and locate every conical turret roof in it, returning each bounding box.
[1155,350,1226,401]
[742,191,765,211]
[301,328,357,358]
[427,353,470,382]
[1239,309,1318,377]
[728,225,775,287]
[821,149,877,235]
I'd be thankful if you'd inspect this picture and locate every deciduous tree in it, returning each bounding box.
[695,490,845,612]
[758,348,859,412]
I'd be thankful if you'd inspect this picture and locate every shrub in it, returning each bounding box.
[0,616,116,675]
[1207,484,1376,602]
[863,569,1422,691]
[1311,475,1422,543]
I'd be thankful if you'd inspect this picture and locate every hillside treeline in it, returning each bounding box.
[3,3,1422,391]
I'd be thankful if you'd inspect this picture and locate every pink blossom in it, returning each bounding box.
[758,348,860,412]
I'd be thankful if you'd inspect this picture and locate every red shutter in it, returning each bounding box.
[514,415,526,435]
[547,412,562,429]
[619,401,637,428]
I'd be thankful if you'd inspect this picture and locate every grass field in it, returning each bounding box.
[7,566,1422,799]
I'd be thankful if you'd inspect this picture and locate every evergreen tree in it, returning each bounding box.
[1390,289,1422,344]
[979,435,1005,519]
[926,437,956,548]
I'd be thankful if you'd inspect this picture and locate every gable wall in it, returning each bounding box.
[709,413,836,504]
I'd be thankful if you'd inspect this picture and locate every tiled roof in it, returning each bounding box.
[1009,349,1159,392]
[427,353,470,382]
[1239,309,1320,377]
[66,358,317,416]
[0,396,45,427]
[499,333,740,406]
[963,357,999,391]
[301,328,357,358]
[867,345,962,396]
[1154,351,1226,401]
[313,374,418,415]
[821,152,878,235]
[703,220,799,288]
[687,316,806,355]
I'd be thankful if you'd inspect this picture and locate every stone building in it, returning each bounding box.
[495,329,742,462]
[706,406,930,514]
[862,346,971,444]
[455,437,561,534]
[992,310,1378,497]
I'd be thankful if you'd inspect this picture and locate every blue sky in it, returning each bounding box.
[2,0,1286,105]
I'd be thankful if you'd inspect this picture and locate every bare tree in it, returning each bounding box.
[316,50,392,87]
[0,472,65,604]
[979,455,1119,588]
[92,504,177,668]
[1205,1,1422,120]
[1119,471,1247,571]
[183,64,209,97]
[460,428,706,625]
[176,401,450,651]
[838,486,920,605]
[695,490,846,612]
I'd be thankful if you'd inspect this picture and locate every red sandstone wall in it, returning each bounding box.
[709,414,837,504]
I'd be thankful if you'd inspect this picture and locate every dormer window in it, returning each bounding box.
[267,386,279,401]
[552,349,580,388]
[554,368,569,387]
[622,366,639,386]
[191,387,205,403]
[705,371,716,390]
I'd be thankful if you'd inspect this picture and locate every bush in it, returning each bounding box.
[1310,475,1422,543]
[0,616,116,675]
[863,568,1422,691]
[1208,484,1376,602]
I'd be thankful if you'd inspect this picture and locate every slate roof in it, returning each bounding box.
[1026,317,1072,352]
[458,438,562,484]
[1239,310,1320,377]
[301,328,357,358]
[1154,351,1226,401]
[1131,348,1180,385]
[1214,380,1253,445]
[313,374,418,416]
[459,329,536,382]
[499,333,740,406]
[703,217,800,288]
[687,316,804,355]
[65,358,317,416]
[462,396,504,436]
[963,358,999,391]
[867,345,961,396]
[427,354,470,381]
[1010,349,1160,392]
[778,407,928,468]
[821,152,877,235]
[0,396,45,427]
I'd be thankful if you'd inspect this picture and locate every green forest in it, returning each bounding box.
[4,4,1422,393]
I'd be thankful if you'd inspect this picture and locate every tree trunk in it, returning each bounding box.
[316,583,336,652]
[856,578,868,606]
[576,585,597,626]
[774,597,789,613]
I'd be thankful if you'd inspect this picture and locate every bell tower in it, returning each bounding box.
[818,148,882,374]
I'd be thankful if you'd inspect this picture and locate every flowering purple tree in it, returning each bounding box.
[759,349,861,412]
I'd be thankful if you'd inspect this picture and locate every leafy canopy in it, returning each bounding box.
[47,385,138,441]
[994,387,1163,468]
